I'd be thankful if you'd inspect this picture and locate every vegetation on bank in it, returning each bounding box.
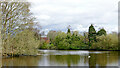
[39,24,118,50]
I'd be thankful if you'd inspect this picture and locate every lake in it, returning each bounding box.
[2,50,120,67]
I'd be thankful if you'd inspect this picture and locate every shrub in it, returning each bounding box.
[90,34,118,50]
[2,29,40,55]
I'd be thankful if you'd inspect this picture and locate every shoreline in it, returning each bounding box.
[2,54,38,59]
[39,49,120,51]
[2,49,119,58]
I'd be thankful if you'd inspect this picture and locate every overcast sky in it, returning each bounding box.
[29,0,119,34]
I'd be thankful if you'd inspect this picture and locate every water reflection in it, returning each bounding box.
[2,56,41,66]
[47,55,88,66]
[2,50,119,66]
[89,51,118,66]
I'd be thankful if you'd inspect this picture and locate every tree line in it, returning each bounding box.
[40,24,118,50]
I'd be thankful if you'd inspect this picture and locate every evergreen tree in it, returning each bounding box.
[67,28,71,34]
[67,25,71,34]
[88,24,97,46]
[97,28,106,36]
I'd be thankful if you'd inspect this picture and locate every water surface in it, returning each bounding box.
[2,50,119,66]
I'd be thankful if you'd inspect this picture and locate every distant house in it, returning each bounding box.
[40,35,50,43]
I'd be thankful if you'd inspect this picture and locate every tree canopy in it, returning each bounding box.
[88,24,97,46]
[97,28,106,36]
[1,2,40,56]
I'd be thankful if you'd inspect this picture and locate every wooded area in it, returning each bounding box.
[40,24,118,50]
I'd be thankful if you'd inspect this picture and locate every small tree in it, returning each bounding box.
[67,29,71,34]
[12,29,39,55]
[97,28,106,36]
[47,30,57,44]
[67,25,71,34]
[88,24,97,46]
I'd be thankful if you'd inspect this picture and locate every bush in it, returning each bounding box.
[39,41,56,49]
[90,34,118,50]
[2,29,40,55]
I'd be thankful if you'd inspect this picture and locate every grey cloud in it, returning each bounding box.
[29,0,119,34]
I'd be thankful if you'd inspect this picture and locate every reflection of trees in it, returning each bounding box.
[2,56,42,66]
[89,54,97,68]
[119,51,120,68]
[2,51,119,66]
[89,51,118,67]
[48,55,88,66]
